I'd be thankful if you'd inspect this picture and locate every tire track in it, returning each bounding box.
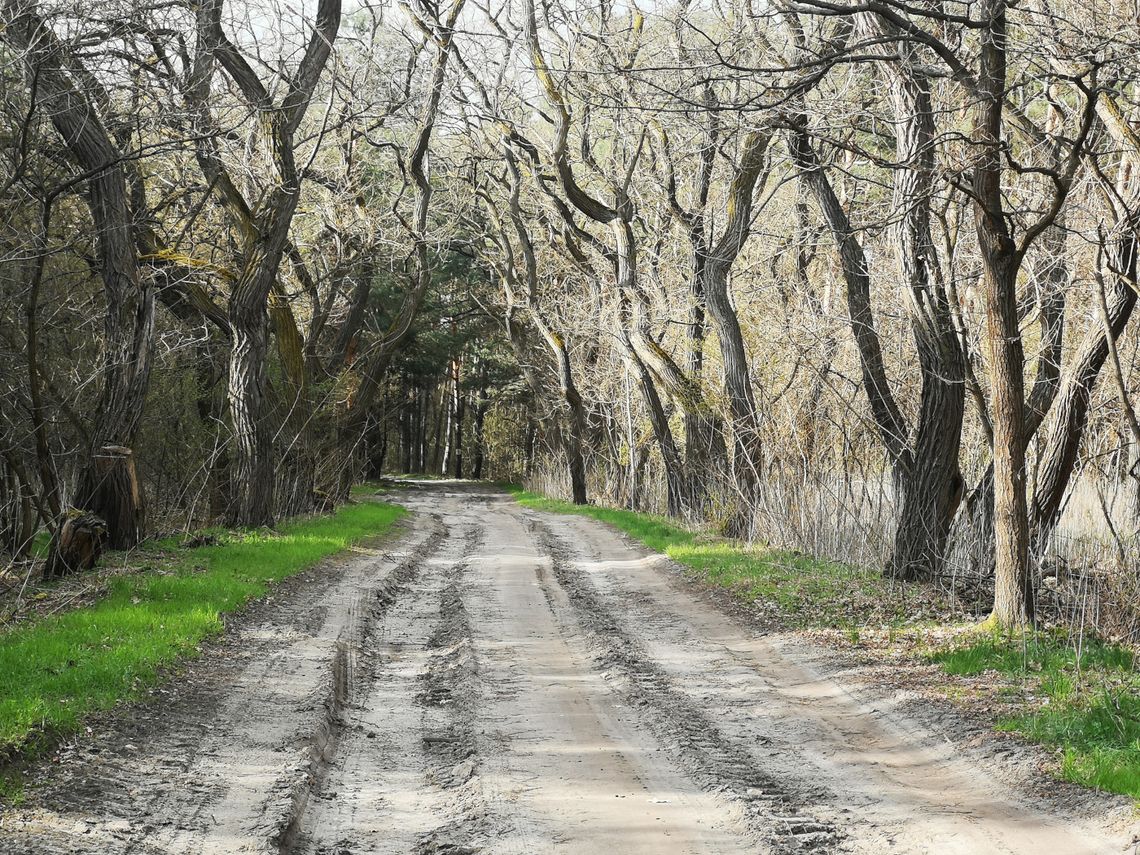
[415,527,484,855]
[295,515,486,855]
[526,514,844,854]
[275,514,449,853]
[458,501,755,854]
[0,510,445,855]
[4,483,1130,855]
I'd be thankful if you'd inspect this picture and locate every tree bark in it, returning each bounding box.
[973,0,1032,626]
[878,22,967,580]
[793,119,964,580]
[1032,232,1138,539]
[195,0,340,526]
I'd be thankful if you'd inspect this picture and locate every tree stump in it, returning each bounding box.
[76,445,144,549]
[44,512,108,578]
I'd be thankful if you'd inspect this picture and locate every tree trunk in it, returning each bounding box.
[401,395,414,473]
[199,0,340,526]
[432,382,447,473]
[623,331,687,517]
[227,303,276,526]
[974,0,1032,626]
[76,447,144,549]
[696,132,772,535]
[472,393,488,480]
[554,343,590,505]
[612,221,688,518]
[4,6,157,548]
[880,26,967,580]
[1032,238,1138,539]
[681,357,729,510]
[454,384,466,479]
[44,513,108,578]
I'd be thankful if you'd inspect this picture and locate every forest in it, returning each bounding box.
[6,0,1140,848]
[2,0,1139,639]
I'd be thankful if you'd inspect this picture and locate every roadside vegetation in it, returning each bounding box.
[509,485,1140,800]
[0,501,404,760]
[933,632,1140,798]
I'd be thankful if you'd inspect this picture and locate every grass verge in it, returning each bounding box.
[933,631,1140,797]
[505,485,947,629]
[0,499,405,759]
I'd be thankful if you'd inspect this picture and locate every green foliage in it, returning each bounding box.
[0,501,405,756]
[505,486,913,629]
[932,632,1140,798]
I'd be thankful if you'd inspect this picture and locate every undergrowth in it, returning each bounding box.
[933,631,1140,798]
[0,500,405,758]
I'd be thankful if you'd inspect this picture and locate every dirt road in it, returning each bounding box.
[1,483,1132,854]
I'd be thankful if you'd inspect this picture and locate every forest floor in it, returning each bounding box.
[0,481,1136,854]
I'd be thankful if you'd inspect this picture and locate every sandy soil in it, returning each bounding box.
[0,482,1134,854]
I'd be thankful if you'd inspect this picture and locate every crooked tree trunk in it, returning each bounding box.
[495,153,589,504]
[681,281,729,509]
[614,222,688,518]
[197,0,339,524]
[1029,96,1140,544]
[1032,234,1138,540]
[336,0,465,494]
[659,109,730,510]
[702,260,762,533]
[548,332,590,505]
[224,127,301,527]
[880,28,967,580]
[794,122,964,580]
[694,132,773,535]
[4,4,157,548]
[621,333,687,517]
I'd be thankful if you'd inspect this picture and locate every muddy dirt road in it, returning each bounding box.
[0,483,1132,854]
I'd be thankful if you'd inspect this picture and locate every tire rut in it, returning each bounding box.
[6,483,1129,855]
[415,527,487,855]
[276,514,450,855]
[526,514,844,854]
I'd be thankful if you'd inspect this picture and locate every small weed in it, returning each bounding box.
[0,771,23,806]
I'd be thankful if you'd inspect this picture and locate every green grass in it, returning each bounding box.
[505,486,916,629]
[0,500,405,757]
[932,631,1140,797]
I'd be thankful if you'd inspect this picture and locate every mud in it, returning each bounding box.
[0,483,1133,854]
